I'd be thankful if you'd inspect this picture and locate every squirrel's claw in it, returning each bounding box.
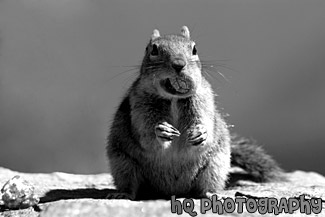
[188,124,207,146]
[155,122,180,147]
[155,122,180,141]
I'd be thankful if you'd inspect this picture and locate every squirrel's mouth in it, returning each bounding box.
[160,77,192,96]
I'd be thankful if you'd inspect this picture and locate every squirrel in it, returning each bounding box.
[106,26,283,200]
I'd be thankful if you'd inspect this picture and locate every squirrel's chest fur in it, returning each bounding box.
[127,80,229,195]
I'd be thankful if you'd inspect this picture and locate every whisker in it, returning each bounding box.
[209,68,230,83]
[200,58,233,63]
[202,70,218,83]
[110,64,142,68]
[202,63,239,75]
[203,69,227,84]
[201,70,211,79]
[203,67,240,96]
[105,67,139,83]
[218,71,230,83]
[120,73,138,90]
[145,65,161,70]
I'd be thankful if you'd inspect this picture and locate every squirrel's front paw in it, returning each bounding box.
[188,124,207,146]
[155,122,180,145]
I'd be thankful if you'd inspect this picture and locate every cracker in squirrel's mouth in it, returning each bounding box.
[161,77,191,95]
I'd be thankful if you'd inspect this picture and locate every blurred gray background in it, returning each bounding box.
[0,0,324,175]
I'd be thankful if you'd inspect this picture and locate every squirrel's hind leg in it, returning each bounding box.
[106,152,143,200]
[189,154,230,199]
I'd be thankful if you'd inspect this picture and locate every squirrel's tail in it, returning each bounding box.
[230,135,285,183]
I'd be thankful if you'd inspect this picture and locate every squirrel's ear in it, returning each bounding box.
[151,29,160,41]
[180,26,190,39]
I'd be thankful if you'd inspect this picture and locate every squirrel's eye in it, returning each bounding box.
[192,45,197,55]
[151,44,159,56]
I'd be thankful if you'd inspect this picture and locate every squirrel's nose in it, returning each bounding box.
[171,59,186,73]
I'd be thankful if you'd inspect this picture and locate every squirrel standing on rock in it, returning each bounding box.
[106,26,283,200]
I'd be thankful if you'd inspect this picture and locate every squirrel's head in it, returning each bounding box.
[140,26,202,99]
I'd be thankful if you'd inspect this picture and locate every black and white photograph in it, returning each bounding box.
[0,0,324,216]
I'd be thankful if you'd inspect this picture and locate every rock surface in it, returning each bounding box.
[0,167,324,217]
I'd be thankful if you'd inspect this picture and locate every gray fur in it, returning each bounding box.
[106,27,282,200]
